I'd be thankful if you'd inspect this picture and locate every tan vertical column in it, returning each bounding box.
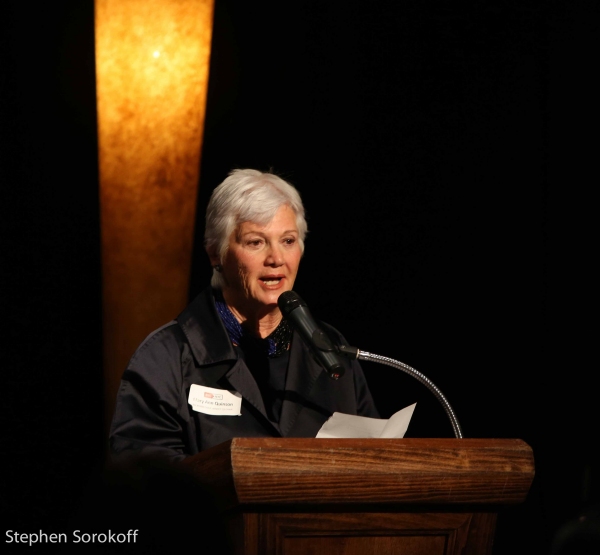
[95,0,214,434]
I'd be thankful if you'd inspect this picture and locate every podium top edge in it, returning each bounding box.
[228,437,532,451]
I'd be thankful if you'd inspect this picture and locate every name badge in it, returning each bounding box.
[188,384,242,416]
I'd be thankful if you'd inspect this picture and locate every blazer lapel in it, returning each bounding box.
[278,332,324,436]
[177,290,281,435]
[224,359,281,435]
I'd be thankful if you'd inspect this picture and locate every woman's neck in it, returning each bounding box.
[222,291,282,339]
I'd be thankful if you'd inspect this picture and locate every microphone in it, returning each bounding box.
[278,291,345,380]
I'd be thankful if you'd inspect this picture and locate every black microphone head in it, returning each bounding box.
[277,290,306,316]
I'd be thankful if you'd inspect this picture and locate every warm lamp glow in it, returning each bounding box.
[95,0,214,430]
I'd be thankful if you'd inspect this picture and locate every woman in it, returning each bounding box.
[109,168,379,461]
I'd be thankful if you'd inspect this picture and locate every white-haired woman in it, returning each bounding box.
[109,169,379,461]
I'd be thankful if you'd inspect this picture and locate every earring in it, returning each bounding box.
[213,264,222,272]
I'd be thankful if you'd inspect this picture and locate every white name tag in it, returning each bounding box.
[188,384,242,416]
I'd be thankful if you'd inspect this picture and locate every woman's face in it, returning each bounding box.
[219,205,302,314]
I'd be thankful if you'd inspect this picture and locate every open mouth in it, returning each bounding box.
[260,277,283,286]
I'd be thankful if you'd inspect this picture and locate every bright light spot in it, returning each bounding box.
[153,51,160,58]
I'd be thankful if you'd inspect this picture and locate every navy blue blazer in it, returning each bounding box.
[109,288,380,461]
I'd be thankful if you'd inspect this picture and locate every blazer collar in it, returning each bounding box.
[177,288,238,367]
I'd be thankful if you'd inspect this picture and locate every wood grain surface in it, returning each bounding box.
[182,438,534,508]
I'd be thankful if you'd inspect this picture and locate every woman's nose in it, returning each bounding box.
[265,245,284,266]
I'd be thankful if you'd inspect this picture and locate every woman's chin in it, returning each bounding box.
[253,291,285,310]
[258,295,281,309]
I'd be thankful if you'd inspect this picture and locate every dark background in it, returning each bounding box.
[1,1,594,554]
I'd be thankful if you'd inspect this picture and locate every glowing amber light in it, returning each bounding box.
[95,0,214,427]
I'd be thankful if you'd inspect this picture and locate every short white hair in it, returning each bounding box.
[204,169,308,288]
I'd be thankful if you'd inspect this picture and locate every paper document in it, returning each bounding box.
[316,403,416,439]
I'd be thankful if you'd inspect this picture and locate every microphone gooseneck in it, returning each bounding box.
[346,348,463,439]
[278,291,345,380]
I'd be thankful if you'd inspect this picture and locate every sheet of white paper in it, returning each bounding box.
[316,403,416,439]
[315,413,387,439]
[378,403,416,438]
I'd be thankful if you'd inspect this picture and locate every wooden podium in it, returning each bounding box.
[182,437,534,555]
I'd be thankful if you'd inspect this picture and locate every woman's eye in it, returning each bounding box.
[247,239,263,247]
[283,238,296,245]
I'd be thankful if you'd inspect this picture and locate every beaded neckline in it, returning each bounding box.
[213,288,292,357]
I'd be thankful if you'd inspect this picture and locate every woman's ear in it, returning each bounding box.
[206,245,221,268]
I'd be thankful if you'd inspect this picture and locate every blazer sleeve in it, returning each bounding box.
[108,322,192,463]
